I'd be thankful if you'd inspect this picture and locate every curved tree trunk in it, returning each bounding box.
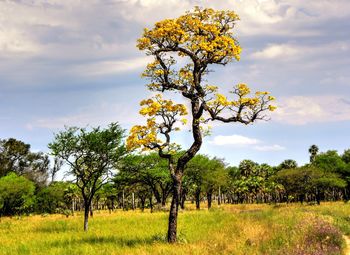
[167,175,182,243]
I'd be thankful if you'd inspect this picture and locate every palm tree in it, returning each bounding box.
[309,145,319,163]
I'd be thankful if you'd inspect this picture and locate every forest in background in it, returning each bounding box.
[1,131,350,218]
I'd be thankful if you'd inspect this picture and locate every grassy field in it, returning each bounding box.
[0,203,349,255]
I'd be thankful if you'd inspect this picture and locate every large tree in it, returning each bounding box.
[127,7,275,242]
[49,123,126,231]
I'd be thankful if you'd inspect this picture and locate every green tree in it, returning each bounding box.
[116,153,172,209]
[309,145,319,163]
[314,150,350,200]
[127,7,276,242]
[64,184,80,214]
[239,160,259,177]
[274,166,346,204]
[36,181,71,214]
[201,157,227,209]
[49,123,126,231]
[342,149,350,164]
[279,159,298,170]
[0,173,35,216]
[0,138,49,186]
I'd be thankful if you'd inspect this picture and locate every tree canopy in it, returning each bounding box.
[49,122,126,231]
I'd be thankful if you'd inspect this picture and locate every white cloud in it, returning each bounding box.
[209,134,285,152]
[273,95,350,125]
[0,29,39,54]
[29,102,143,129]
[210,135,260,146]
[74,56,150,76]
[254,144,285,151]
[251,44,298,59]
[251,41,350,61]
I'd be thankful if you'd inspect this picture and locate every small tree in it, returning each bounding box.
[49,123,126,231]
[127,7,276,242]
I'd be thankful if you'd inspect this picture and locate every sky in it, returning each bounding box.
[0,0,350,169]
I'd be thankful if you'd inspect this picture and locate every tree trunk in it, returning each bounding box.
[207,191,212,209]
[71,199,75,216]
[140,197,145,212]
[195,188,200,210]
[84,203,89,232]
[122,190,125,210]
[161,192,167,207]
[180,189,186,210]
[218,186,221,205]
[132,192,135,210]
[89,204,93,217]
[167,175,181,243]
[149,196,153,213]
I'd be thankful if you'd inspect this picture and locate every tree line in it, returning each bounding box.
[1,129,350,219]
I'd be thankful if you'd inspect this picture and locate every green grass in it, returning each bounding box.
[0,203,348,255]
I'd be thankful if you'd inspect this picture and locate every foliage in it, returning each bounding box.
[309,145,319,163]
[342,149,350,164]
[0,138,49,186]
[314,150,348,174]
[115,153,171,207]
[278,159,298,170]
[36,182,71,214]
[274,166,346,203]
[0,173,35,216]
[49,122,126,231]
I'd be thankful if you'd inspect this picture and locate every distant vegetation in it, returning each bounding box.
[1,133,350,222]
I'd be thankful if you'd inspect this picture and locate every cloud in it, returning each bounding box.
[209,134,285,152]
[209,135,260,146]
[273,95,350,125]
[251,44,298,59]
[254,144,286,151]
[28,102,143,130]
[74,56,150,76]
[250,41,350,61]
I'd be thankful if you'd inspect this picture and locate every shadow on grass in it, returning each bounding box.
[48,234,167,248]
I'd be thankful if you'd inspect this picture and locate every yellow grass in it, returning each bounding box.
[0,202,348,255]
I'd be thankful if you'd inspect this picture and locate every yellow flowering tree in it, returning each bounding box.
[127,7,276,243]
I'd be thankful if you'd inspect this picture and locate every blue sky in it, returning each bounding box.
[1,0,350,168]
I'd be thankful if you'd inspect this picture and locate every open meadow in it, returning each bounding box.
[1,202,349,255]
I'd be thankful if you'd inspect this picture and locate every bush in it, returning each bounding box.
[0,173,35,216]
